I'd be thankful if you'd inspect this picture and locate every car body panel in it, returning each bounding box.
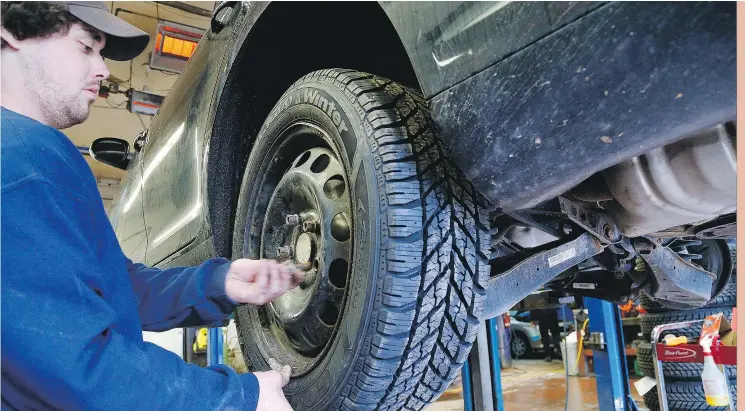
[508,311,544,352]
[379,1,603,97]
[429,1,736,210]
[109,145,148,262]
[134,4,245,265]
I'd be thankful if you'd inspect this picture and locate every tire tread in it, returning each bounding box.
[643,381,736,410]
[297,70,490,410]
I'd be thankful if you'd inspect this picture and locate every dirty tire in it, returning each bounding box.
[643,381,736,411]
[636,342,737,380]
[639,308,733,339]
[232,69,490,410]
[640,242,736,312]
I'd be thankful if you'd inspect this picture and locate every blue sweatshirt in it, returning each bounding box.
[1,108,259,410]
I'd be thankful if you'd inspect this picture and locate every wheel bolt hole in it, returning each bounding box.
[311,154,330,173]
[330,213,350,242]
[329,259,348,288]
[323,175,346,200]
[318,301,339,326]
[295,151,311,168]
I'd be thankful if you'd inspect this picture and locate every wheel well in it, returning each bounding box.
[207,2,420,257]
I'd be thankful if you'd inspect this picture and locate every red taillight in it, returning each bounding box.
[503,313,511,327]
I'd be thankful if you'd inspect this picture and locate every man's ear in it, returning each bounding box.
[1,27,22,50]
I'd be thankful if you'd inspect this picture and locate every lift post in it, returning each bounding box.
[462,300,640,411]
[462,316,506,411]
[585,297,639,411]
[207,327,224,366]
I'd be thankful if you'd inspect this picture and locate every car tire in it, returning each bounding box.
[639,307,733,340]
[643,380,736,411]
[510,332,532,359]
[231,69,490,410]
[636,342,737,380]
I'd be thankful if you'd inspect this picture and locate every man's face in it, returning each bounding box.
[19,22,110,129]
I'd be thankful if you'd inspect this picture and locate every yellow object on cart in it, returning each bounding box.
[193,328,208,353]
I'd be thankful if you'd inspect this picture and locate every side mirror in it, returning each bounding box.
[90,138,132,170]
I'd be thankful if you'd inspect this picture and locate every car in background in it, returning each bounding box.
[508,310,543,358]
[509,307,579,358]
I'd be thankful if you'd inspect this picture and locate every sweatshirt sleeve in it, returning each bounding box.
[127,257,240,332]
[1,178,259,411]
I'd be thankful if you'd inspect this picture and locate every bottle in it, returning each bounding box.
[700,335,730,406]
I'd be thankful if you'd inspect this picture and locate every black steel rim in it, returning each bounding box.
[243,122,353,376]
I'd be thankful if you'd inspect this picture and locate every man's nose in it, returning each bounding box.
[93,55,111,80]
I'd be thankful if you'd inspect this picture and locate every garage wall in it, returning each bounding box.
[62,1,213,211]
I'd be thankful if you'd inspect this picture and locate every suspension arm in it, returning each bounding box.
[481,233,606,319]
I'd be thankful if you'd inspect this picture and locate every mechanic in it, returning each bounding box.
[1,2,295,410]
[531,307,562,362]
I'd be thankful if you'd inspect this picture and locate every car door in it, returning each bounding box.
[108,130,149,263]
[141,2,243,266]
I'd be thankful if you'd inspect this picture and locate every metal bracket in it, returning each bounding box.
[633,238,715,309]
[559,197,622,244]
[482,233,605,319]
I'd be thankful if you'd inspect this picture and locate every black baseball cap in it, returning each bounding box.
[63,1,150,61]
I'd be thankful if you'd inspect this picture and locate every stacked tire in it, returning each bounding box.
[637,244,736,411]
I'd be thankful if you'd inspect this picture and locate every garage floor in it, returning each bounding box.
[425,359,649,411]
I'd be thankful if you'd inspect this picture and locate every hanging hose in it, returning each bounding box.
[574,318,590,369]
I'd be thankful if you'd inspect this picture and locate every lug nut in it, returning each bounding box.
[285,214,300,225]
[302,220,317,232]
[277,246,293,260]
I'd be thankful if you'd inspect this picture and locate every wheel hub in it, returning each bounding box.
[260,147,352,356]
[295,233,315,264]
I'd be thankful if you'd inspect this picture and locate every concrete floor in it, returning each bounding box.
[426,359,649,411]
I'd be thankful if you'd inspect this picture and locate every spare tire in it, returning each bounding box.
[643,380,736,411]
[232,70,490,410]
[636,342,737,380]
[639,307,733,339]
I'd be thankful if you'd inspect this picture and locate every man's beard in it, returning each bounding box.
[26,59,91,129]
[41,93,90,130]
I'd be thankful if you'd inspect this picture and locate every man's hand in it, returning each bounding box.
[225,259,303,305]
[254,361,293,411]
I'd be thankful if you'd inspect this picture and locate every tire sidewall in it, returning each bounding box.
[232,79,386,409]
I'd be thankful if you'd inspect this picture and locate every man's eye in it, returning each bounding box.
[81,43,93,53]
